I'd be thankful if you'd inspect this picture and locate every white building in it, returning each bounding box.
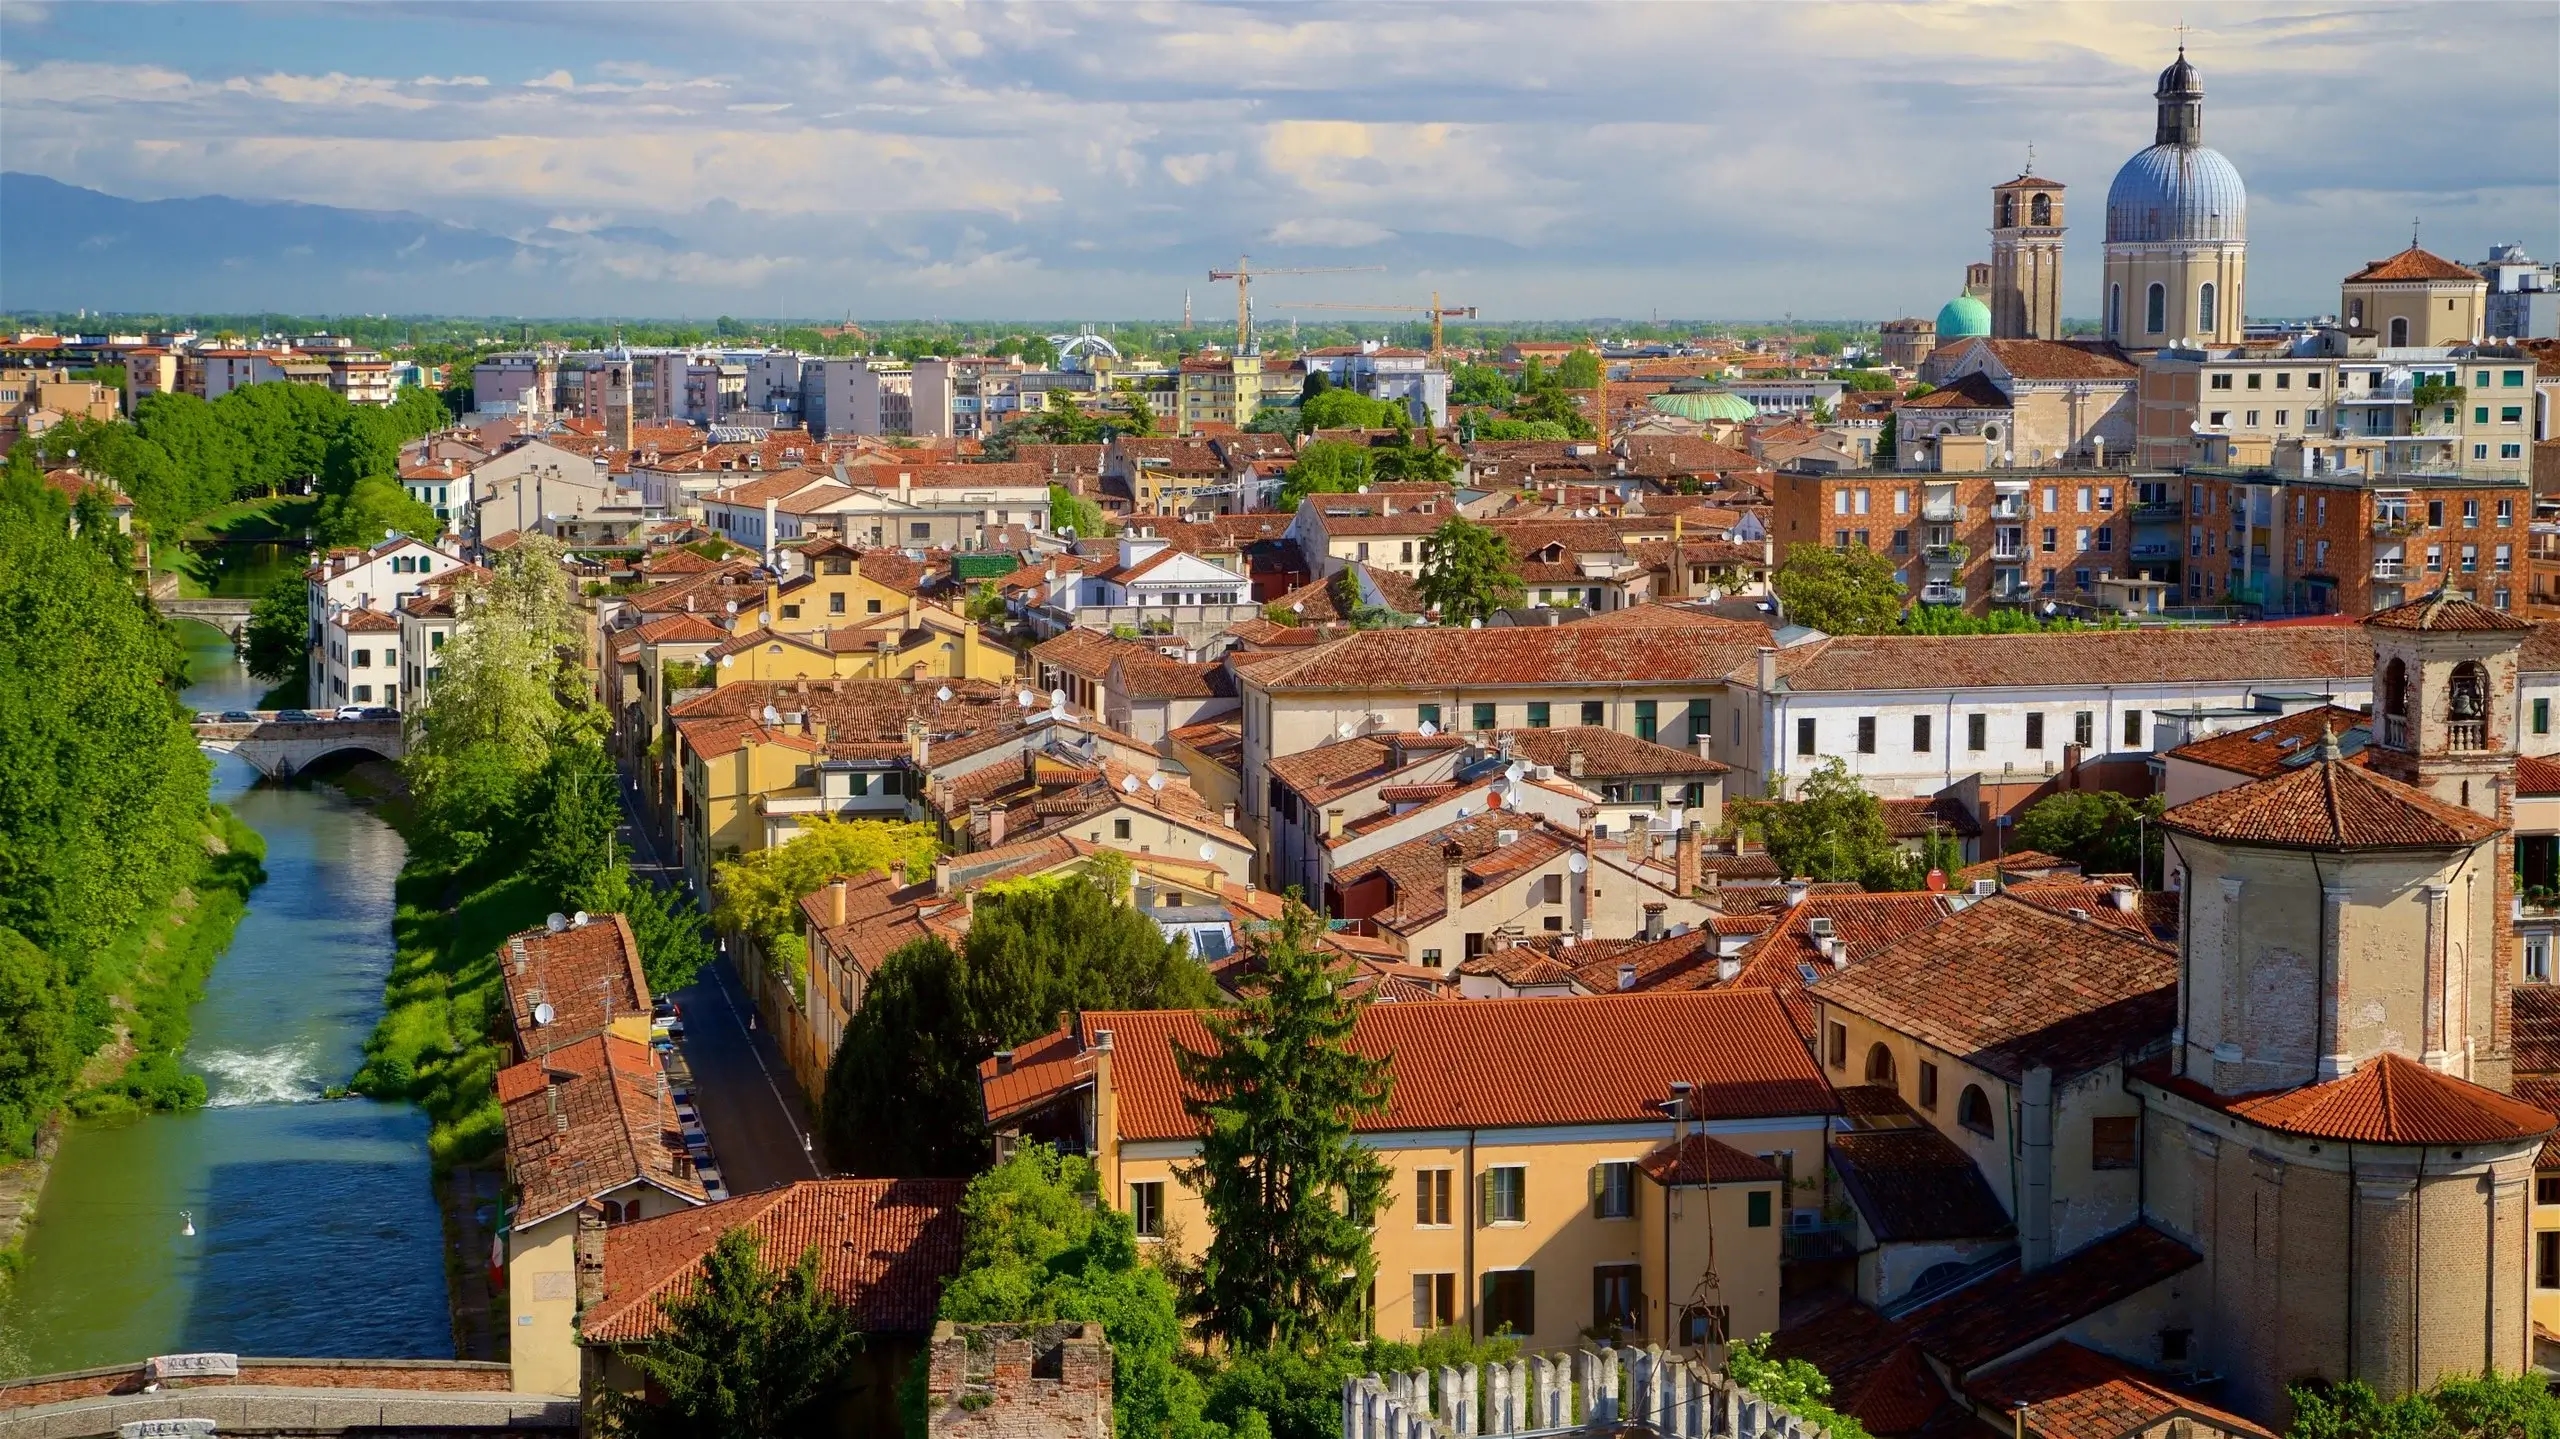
[303,535,467,705]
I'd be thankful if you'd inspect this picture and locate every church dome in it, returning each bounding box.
[2106,144,2247,244]
[1648,389,1757,424]
[1935,294,1991,339]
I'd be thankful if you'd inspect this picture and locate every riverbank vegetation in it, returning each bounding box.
[0,453,266,1286]
[350,535,706,1168]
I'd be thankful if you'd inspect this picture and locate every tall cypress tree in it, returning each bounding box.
[1174,900,1391,1351]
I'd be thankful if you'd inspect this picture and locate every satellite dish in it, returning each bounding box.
[546,912,568,933]
[1199,843,1217,860]
[1291,601,1305,614]
[718,654,733,668]
[1122,774,1141,794]
[936,685,953,702]
[532,1001,557,1026]
[1506,762,1527,784]
[1486,790,1504,809]
[762,704,781,724]
[725,600,738,614]
[1568,853,1589,874]
[1049,688,1067,708]
[1417,720,1438,738]
[1336,721,1354,738]
[1149,773,1166,792]
[1455,805,1471,818]
[1049,705,1068,722]
[571,910,590,926]
[1018,689,1036,708]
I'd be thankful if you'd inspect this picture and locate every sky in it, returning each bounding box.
[2,0,2555,321]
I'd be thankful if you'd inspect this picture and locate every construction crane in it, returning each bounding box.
[1205,256,1385,354]
[1270,292,1479,363]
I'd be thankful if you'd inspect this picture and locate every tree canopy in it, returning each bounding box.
[1554,347,1603,390]
[592,1226,862,1439]
[1772,543,1905,634]
[1277,440,1374,509]
[1730,757,1929,891]
[1413,516,1524,626]
[711,817,941,946]
[242,572,311,685]
[2010,790,2162,878]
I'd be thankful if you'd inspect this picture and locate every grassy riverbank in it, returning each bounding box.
[338,762,548,1172]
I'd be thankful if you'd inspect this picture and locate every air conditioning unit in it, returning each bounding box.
[1807,917,1835,937]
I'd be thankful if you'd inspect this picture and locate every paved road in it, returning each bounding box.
[615,775,819,1195]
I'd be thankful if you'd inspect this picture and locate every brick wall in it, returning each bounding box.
[924,1321,1111,1439]
[0,1358,514,1409]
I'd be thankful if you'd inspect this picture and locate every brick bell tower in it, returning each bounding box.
[2363,587,2532,1086]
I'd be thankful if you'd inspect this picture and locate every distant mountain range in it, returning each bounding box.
[0,173,588,314]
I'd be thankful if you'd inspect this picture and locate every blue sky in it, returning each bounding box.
[3,0,2554,320]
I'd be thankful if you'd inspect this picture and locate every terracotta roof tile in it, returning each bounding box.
[1969,338,2140,382]
[1726,892,1953,1033]
[2164,705,2372,779]
[2516,984,2560,1075]
[500,1034,704,1227]
[1639,1131,1785,1186]
[1757,627,2374,694]
[2144,1051,2557,1146]
[2363,587,2533,631]
[580,1178,963,1343]
[1253,627,1764,692]
[1897,373,2013,410]
[2160,751,2503,850]
[1965,1342,2275,1439]
[1827,1087,2014,1243]
[1880,795,1979,839]
[2518,754,2560,798]
[499,914,651,1057]
[1027,989,1834,1142]
[2343,246,2482,284]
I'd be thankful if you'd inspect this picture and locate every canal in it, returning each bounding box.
[0,620,450,1374]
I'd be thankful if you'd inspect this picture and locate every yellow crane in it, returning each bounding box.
[1205,256,1385,353]
[1271,292,1479,364]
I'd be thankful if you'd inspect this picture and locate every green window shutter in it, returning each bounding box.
[1480,1169,1494,1226]
[1588,1163,1604,1218]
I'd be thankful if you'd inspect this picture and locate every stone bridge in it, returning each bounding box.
[0,1357,575,1439]
[191,714,404,780]
[160,597,258,642]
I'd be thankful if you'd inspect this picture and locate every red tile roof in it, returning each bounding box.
[2164,704,2371,779]
[500,1034,704,1226]
[1967,338,2140,382]
[579,1178,964,1343]
[1813,894,2177,1083]
[2517,754,2560,798]
[2343,246,2482,284]
[1826,1088,2014,1243]
[2144,1051,2555,1146]
[1726,892,1953,1032]
[1639,1131,1786,1186]
[1251,627,1764,692]
[1897,373,2012,410]
[1018,989,1834,1141]
[2516,984,2560,1075]
[2364,588,2533,631]
[1755,627,2374,693]
[499,914,650,1057]
[1965,1342,2275,1439]
[2160,751,2503,850]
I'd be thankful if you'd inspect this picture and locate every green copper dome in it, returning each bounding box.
[1648,389,1757,424]
[1936,294,1992,339]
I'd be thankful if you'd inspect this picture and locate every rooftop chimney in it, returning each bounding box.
[1642,903,1667,941]
[994,1049,1016,1074]
[1676,820,1703,896]
[1783,877,1810,907]
[1568,747,1586,779]
[829,879,848,926]
[1618,963,1639,991]
[1716,955,1742,983]
[1442,840,1467,923]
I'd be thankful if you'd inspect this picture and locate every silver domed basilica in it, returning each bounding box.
[2102,50,2248,349]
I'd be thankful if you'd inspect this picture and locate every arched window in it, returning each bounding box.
[2146,283,2167,334]
[2198,282,2217,332]
[2383,657,2409,749]
[2109,284,2124,337]
[2449,660,2489,750]
[1957,1085,1995,1136]
[2030,193,2053,226]
[2389,317,2410,347]
[1999,193,2017,228]
[2348,299,2365,327]
[1865,1044,1898,1087]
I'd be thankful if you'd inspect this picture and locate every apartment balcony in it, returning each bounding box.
[1920,500,1967,523]
[2372,559,2405,581]
[2373,516,2417,537]
[2131,500,2183,523]
[2131,542,2178,560]
[1991,544,2027,561]
[1989,497,2029,520]
[1917,584,1964,606]
[1922,543,1970,566]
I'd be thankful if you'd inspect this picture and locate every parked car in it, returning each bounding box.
[357,706,401,720]
[219,710,257,723]
[335,706,369,720]
[277,709,321,723]
[195,712,220,724]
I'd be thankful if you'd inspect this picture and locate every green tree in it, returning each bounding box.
[928,1145,1215,1438]
[1873,413,1898,468]
[593,1226,861,1439]
[132,392,250,510]
[964,581,1008,625]
[1727,1337,1872,1439]
[1175,900,1391,1352]
[711,817,941,947]
[1508,359,1596,439]
[958,854,1214,1046]
[312,475,440,547]
[1298,389,1402,432]
[0,928,80,1158]
[820,936,993,1176]
[319,406,404,494]
[1555,347,1603,390]
[1772,543,1905,634]
[1413,516,1524,626]
[1730,757,1907,890]
[1049,484,1107,538]
[1115,379,1159,436]
[2287,1371,2560,1439]
[1834,369,1900,393]
[1369,423,1457,486]
[1276,440,1374,508]
[1470,418,1571,441]
[242,572,311,684]
[525,739,621,898]
[1448,363,1512,408]
[572,862,715,996]
[2010,790,2163,877]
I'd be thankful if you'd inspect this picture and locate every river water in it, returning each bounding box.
[0,621,450,1375]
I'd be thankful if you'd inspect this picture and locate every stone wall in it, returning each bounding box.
[923,1321,1111,1439]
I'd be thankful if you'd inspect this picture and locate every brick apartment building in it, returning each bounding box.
[1772,470,2143,612]
[2181,466,2533,614]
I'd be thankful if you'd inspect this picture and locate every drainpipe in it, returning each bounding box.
[2018,1065,2055,1270]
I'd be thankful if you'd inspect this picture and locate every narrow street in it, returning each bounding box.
[616,773,819,1196]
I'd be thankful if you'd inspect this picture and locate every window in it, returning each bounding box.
[353,648,371,668]
[867,598,883,613]
[2540,1175,2560,1206]
[2145,283,2166,333]
[1917,1061,1940,1110]
[2244,411,2259,428]
[352,684,372,702]
[2307,410,2321,426]
[1913,714,1932,753]
[2109,283,2122,335]
[910,521,932,540]
[2073,711,2094,748]
[2529,936,2551,983]
[2427,545,2444,573]
[1688,700,1712,743]
[2125,709,2145,747]
[2211,373,2233,391]
[780,603,801,620]
[2430,500,2445,528]
[2275,411,2288,427]
[2540,1233,2560,1290]
[1541,874,1564,905]
[1826,1021,1848,1069]
[1856,716,1876,754]
[2197,282,2217,330]
[2537,698,2550,736]
[1592,1264,1642,1333]
[1957,1085,1995,1137]
[1472,702,1496,731]
[1592,1162,1637,1220]
[2041,526,2057,552]
[2075,527,2091,550]
[1483,1166,1527,1225]
[1864,1043,1897,1087]
[1891,529,1909,553]
[2499,544,2514,572]
[2247,372,2262,392]
[1112,817,1132,841]
[1418,703,1441,730]
[1415,1168,1453,1227]
[1635,701,1658,742]
[2076,488,2091,514]
[1412,1273,1458,1330]
[1967,713,1987,751]
[1131,1181,1164,1238]
[1797,717,1817,757]
[2025,713,2045,750]
[2506,407,2526,424]
[2507,445,2526,460]
[2091,1116,2139,1169]
[2465,500,2481,527]
[1481,1271,1534,1337]
[1747,1190,1773,1228]
[1526,701,1550,729]
[1581,701,1605,726]
[2463,545,2479,573]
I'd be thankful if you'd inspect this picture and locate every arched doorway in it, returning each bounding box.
[1864,1043,1898,1087]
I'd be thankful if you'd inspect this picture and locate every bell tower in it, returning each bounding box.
[1990,170,2066,340]
[2363,589,2528,819]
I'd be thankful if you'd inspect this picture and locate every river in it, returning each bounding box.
[0,620,451,1374]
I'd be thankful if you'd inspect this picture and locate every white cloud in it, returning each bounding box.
[1266,217,1392,247]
